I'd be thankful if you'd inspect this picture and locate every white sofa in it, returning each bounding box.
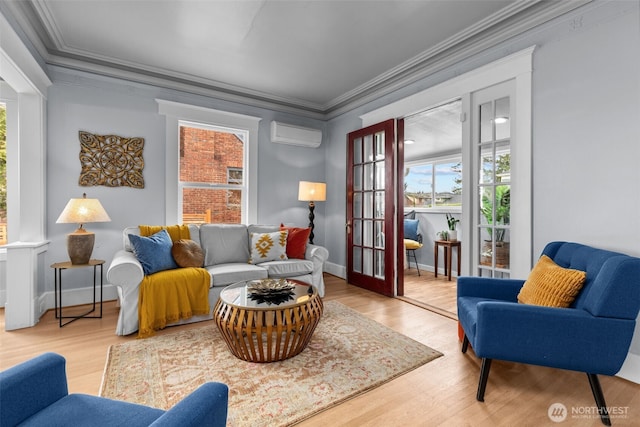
[107,224,329,335]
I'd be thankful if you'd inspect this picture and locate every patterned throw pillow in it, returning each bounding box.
[249,231,288,264]
[517,255,587,307]
[280,224,311,259]
[128,229,178,275]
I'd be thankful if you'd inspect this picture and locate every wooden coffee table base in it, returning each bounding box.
[214,294,323,363]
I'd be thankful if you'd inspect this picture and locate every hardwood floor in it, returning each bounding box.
[2,274,639,426]
[401,269,458,319]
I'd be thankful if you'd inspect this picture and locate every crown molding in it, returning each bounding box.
[324,0,592,119]
[3,0,592,120]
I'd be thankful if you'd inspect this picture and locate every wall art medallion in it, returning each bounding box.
[78,131,145,188]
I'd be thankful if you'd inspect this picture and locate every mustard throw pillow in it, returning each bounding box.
[404,239,423,250]
[517,255,586,307]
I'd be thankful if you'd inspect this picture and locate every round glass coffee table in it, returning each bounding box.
[213,279,323,363]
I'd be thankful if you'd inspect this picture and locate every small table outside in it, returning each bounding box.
[434,240,461,281]
[51,259,104,327]
[213,279,323,363]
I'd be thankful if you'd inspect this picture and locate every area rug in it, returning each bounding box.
[100,301,442,426]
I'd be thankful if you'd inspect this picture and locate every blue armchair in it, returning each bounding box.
[0,352,228,427]
[458,242,640,426]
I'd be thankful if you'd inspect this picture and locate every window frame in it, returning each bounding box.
[404,154,463,213]
[157,100,261,225]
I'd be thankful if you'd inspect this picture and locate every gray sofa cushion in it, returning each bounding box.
[206,263,268,287]
[200,224,250,265]
[258,259,314,278]
[247,224,279,233]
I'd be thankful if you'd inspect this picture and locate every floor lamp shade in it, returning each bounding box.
[56,194,111,265]
[298,181,326,244]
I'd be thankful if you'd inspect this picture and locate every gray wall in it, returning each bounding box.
[323,0,640,355]
[324,0,640,267]
[38,0,640,370]
[45,67,327,290]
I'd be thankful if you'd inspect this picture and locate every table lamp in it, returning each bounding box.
[56,193,111,264]
[298,181,326,244]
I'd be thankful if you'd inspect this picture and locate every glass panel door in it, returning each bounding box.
[473,84,513,278]
[347,120,395,296]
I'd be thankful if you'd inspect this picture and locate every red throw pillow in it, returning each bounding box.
[280,224,311,259]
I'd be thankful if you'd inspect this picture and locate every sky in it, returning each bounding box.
[405,161,461,194]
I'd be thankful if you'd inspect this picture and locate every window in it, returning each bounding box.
[226,167,242,206]
[179,122,246,224]
[157,99,260,225]
[404,158,462,209]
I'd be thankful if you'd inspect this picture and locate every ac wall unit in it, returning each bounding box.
[270,121,322,148]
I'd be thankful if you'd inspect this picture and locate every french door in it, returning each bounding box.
[346,120,396,296]
[471,79,531,278]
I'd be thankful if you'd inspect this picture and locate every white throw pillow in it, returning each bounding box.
[249,231,288,264]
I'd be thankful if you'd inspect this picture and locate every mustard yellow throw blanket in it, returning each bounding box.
[139,224,192,241]
[137,225,210,338]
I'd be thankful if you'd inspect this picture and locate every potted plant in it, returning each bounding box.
[445,213,459,241]
[437,230,449,241]
[480,185,510,267]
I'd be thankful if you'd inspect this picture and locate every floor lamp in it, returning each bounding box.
[298,181,326,245]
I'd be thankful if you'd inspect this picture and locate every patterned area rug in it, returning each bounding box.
[100,301,442,426]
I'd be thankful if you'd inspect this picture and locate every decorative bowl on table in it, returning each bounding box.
[247,279,295,304]
[247,278,295,295]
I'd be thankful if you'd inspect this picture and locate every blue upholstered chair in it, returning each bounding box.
[0,352,228,427]
[458,242,640,426]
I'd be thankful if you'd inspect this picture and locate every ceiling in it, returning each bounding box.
[3,0,587,119]
[404,99,462,161]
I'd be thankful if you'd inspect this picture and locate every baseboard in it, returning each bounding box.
[39,284,119,316]
[324,262,346,279]
[617,352,640,384]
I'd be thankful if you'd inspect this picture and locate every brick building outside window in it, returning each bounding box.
[179,124,244,224]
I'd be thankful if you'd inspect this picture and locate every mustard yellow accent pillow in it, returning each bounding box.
[404,239,423,250]
[517,255,586,307]
[249,231,288,264]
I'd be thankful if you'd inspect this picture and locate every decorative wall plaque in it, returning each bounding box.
[78,131,145,188]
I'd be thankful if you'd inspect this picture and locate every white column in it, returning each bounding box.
[4,241,49,330]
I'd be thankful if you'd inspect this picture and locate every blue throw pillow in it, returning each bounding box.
[404,219,420,241]
[128,229,178,275]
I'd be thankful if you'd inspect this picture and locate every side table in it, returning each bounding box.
[434,240,461,281]
[51,259,104,327]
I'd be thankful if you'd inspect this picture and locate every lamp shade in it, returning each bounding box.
[56,194,110,265]
[56,194,111,225]
[298,181,326,202]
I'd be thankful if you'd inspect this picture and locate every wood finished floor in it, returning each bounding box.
[1,274,639,426]
[401,268,458,319]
